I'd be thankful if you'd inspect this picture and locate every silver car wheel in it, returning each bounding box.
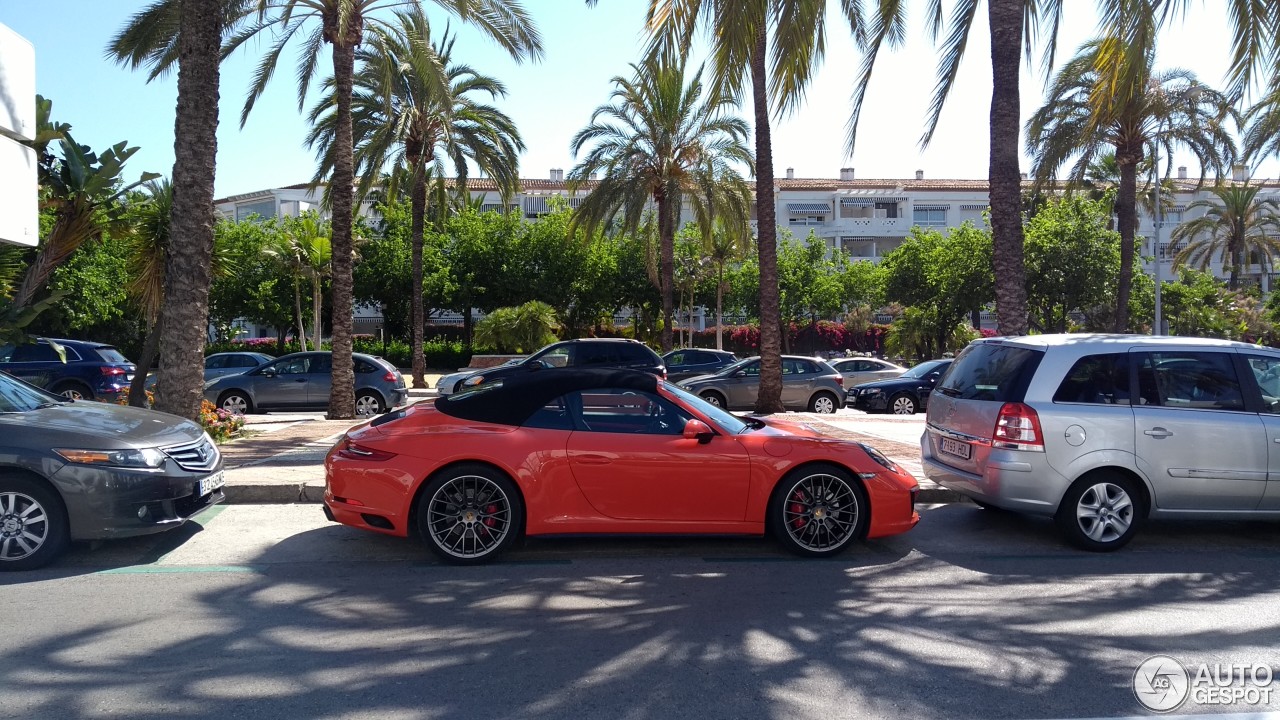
[782,472,860,552]
[426,474,512,559]
[891,395,916,414]
[700,392,724,408]
[59,388,85,401]
[0,491,50,562]
[1075,482,1134,543]
[355,393,383,417]
[221,394,249,415]
[811,395,836,414]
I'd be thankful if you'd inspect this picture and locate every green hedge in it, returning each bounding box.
[205,337,473,370]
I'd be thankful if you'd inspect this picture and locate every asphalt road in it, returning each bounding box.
[3,504,1279,720]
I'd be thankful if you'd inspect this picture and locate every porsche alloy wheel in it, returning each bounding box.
[419,465,523,564]
[772,465,868,557]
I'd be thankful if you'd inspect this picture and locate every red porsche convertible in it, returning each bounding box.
[324,368,919,563]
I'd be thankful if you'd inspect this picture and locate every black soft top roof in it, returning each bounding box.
[434,367,660,426]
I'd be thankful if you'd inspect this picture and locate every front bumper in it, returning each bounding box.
[54,462,225,540]
[848,391,888,411]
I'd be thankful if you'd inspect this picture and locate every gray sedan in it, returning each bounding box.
[204,351,407,416]
[0,371,223,570]
[828,357,906,386]
[679,355,846,413]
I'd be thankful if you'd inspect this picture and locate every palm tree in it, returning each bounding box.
[704,218,752,351]
[1171,184,1280,290]
[630,0,840,412]
[1026,40,1234,331]
[567,50,753,353]
[307,9,523,389]
[1243,87,1280,165]
[116,0,540,419]
[846,0,1277,339]
[283,212,335,347]
[109,0,228,420]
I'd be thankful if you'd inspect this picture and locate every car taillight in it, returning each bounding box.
[992,402,1044,451]
[101,366,126,376]
[336,438,396,461]
[383,370,398,382]
[834,374,843,387]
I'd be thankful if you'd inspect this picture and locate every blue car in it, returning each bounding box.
[0,338,137,401]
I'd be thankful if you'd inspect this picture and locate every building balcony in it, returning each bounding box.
[830,217,911,236]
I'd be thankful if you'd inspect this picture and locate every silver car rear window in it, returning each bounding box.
[938,342,1042,402]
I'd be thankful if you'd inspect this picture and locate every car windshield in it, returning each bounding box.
[901,360,946,378]
[0,372,62,412]
[662,382,748,434]
[716,358,755,376]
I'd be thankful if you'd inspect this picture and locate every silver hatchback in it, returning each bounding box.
[923,334,1280,551]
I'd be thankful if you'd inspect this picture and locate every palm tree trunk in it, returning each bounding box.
[129,316,162,408]
[752,26,784,414]
[154,0,219,421]
[1114,155,1139,332]
[1230,230,1243,290]
[325,29,360,419]
[716,264,724,351]
[409,162,427,388]
[312,275,323,350]
[293,277,308,351]
[988,0,1029,337]
[657,190,675,353]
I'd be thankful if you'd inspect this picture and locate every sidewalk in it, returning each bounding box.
[218,392,960,505]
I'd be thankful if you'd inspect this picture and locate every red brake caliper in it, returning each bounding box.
[483,503,498,528]
[789,491,807,529]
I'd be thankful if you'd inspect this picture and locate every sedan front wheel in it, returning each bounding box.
[0,474,69,571]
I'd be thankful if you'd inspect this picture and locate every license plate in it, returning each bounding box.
[939,436,971,460]
[198,470,225,497]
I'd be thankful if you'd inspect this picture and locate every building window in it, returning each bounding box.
[788,215,826,225]
[912,206,947,227]
[236,198,276,222]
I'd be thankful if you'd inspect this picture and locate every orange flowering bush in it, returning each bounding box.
[200,400,245,443]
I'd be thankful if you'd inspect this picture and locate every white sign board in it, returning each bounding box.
[0,22,36,247]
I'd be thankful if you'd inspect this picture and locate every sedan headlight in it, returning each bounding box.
[54,447,167,469]
[462,375,486,387]
[863,388,883,396]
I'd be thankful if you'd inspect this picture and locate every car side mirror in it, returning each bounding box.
[682,419,714,444]
[259,367,276,378]
[926,373,940,383]
[732,370,746,378]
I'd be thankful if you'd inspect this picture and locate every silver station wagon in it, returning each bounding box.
[923,334,1280,551]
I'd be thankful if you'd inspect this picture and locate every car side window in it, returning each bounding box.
[310,355,332,374]
[10,343,59,362]
[0,344,12,362]
[1052,353,1131,405]
[524,395,575,430]
[667,351,688,366]
[741,362,760,377]
[1244,355,1280,414]
[538,347,572,368]
[354,359,374,373]
[205,356,226,370]
[234,355,261,368]
[1136,352,1245,411]
[573,389,692,435]
[276,357,310,375]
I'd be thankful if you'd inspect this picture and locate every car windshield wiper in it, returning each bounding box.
[34,401,68,410]
[740,415,768,431]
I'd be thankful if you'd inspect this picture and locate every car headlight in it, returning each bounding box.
[462,375,485,387]
[54,447,167,469]
[203,379,220,389]
[863,388,883,396]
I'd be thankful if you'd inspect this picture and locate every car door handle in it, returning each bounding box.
[576,454,612,465]
[294,378,307,383]
[1143,427,1174,439]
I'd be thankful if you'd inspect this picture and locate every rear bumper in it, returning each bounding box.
[920,440,1061,515]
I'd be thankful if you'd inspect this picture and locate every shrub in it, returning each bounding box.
[200,400,246,443]
[474,301,560,353]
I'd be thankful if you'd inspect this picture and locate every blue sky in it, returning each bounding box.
[3,1,1277,199]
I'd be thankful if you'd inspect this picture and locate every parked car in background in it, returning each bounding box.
[436,358,523,397]
[847,359,952,415]
[679,355,845,413]
[438,338,665,396]
[0,370,223,570]
[324,367,918,564]
[662,348,738,382]
[924,334,1280,552]
[204,351,406,416]
[828,357,907,386]
[146,351,276,391]
[0,338,136,401]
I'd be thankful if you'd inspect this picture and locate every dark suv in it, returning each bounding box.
[0,338,137,401]
[446,339,665,394]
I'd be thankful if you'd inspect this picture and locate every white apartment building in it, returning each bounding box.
[214,168,1280,332]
